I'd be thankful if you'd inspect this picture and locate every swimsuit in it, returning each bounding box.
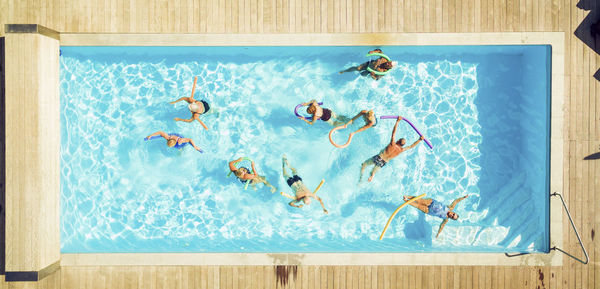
[372,155,387,168]
[320,108,332,122]
[427,200,449,219]
[286,175,303,187]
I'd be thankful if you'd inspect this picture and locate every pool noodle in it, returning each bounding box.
[328,124,353,148]
[380,115,433,149]
[294,102,323,121]
[366,53,392,76]
[366,52,391,61]
[379,193,427,240]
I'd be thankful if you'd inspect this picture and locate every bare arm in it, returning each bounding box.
[289,200,303,208]
[299,116,317,125]
[348,110,367,123]
[312,195,328,214]
[436,219,449,238]
[174,117,194,123]
[193,114,209,130]
[390,117,402,144]
[146,131,169,140]
[405,136,424,151]
[228,158,242,172]
[449,194,469,210]
[246,162,258,179]
[180,138,202,152]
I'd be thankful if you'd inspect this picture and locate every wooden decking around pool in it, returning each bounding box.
[1,0,599,288]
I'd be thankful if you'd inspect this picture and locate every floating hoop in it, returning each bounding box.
[366,52,392,75]
[227,157,255,189]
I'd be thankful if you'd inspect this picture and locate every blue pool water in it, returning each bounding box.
[60,45,551,253]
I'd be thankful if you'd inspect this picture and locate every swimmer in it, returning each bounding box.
[228,157,277,193]
[281,154,328,214]
[299,100,348,126]
[144,131,202,152]
[344,109,378,135]
[359,116,423,182]
[403,194,469,238]
[339,49,394,80]
[169,77,211,130]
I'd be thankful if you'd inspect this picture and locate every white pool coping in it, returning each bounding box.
[58,32,565,266]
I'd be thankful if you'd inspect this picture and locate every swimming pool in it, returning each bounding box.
[59,45,551,253]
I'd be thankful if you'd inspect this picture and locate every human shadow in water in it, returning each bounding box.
[403,211,433,246]
[575,0,600,81]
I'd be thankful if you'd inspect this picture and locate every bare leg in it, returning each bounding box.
[283,155,298,175]
[169,97,195,104]
[282,155,291,179]
[368,166,380,182]
[359,158,374,182]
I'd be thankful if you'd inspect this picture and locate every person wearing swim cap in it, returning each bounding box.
[169,93,211,130]
[144,131,202,152]
[339,48,395,80]
[299,100,348,126]
[403,194,469,238]
[359,116,424,182]
[228,157,277,193]
[281,154,328,214]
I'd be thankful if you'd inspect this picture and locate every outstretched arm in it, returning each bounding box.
[301,99,318,106]
[349,110,367,123]
[390,117,403,144]
[228,158,242,172]
[146,131,169,140]
[246,161,258,179]
[288,200,303,208]
[312,195,328,214]
[449,194,469,210]
[299,116,317,125]
[174,117,194,123]
[405,136,424,150]
[436,219,449,238]
[180,138,202,152]
[193,114,209,130]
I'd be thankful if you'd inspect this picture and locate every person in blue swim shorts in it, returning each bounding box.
[403,194,469,238]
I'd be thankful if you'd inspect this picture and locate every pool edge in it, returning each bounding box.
[57,32,565,266]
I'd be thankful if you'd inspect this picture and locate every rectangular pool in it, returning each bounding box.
[60,45,551,253]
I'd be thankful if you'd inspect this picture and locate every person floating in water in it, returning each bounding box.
[298,100,348,126]
[228,157,277,193]
[403,194,469,238]
[339,48,394,80]
[170,76,211,130]
[144,131,203,152]
[329,109,378,148]
[281,154,328,214]
[359,116,423,182]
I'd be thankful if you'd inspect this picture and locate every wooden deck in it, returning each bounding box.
[1,0,599,288]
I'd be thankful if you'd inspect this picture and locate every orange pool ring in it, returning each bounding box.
[328,124,355,148]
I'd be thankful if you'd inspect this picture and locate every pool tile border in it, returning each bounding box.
[58,32,565,266]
